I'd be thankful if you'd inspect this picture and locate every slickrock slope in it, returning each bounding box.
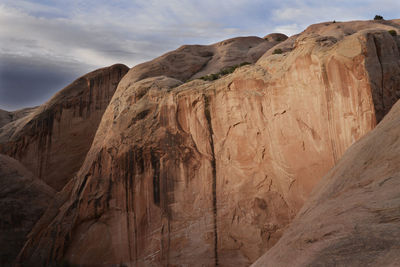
[18,20,400,266]
[119,35,286,85]
[0,64,129,190]
[0,154,55,266]
[252,100,400,267]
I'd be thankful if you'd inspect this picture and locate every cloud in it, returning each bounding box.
[271,0,400,34]
[0,0,399,110]
[0,54,92,111]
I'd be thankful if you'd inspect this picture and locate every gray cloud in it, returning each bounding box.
[0,0,399,110]
[0,54,92,110]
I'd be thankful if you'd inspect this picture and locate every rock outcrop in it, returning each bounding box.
[252,99,400,267]
[0,64,129,190]
[0,154,55,266]
[16,20,400,266]
[263,33,288,42]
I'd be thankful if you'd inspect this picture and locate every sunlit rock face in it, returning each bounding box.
[17,20,400,266]
[0,64,129,191]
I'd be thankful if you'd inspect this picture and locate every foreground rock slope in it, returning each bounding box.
[17,20,400,266]
[0,64,129,190]
[252,99,400,267]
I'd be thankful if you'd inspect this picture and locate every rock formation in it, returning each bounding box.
[0,154,55,266]
[0,64,129,190]
[252,99,400,267]
[0,107,37,128]
[10,20,400,266]
[119,35,285,85]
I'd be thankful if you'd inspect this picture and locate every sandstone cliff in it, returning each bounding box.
[0,154,55,266]
[0,64,129,190]
[252,99,400,267]
[17,20,400,266]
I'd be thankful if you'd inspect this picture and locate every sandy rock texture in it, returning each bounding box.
[17,20,400,266]
[252,99,400,267]
[0,64,129,190]
[0,154,55,266]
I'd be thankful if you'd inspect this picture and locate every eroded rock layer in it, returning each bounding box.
[0,64,129,190]
[18,20,400,266]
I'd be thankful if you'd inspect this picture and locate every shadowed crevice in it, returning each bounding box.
[203,93,218,266]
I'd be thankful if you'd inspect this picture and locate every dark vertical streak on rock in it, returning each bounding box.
[373,36,385,121]
[151,149,161,206]
[203,93,219,266]
[321,64,338,163]
[88,79,93,114]
[133,149,139,263]
[36,110,55,179]
[125,148,134,263]
[79,97,83,117]
[78,173,90,196]
[106,175,113,208]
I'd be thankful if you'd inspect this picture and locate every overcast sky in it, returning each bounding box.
[0,0,399,111]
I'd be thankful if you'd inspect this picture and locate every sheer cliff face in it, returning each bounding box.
[0,64,129,191]
[252,100,400,267]
[18,21,400,266]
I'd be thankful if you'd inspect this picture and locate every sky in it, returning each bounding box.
[0,0,399,111]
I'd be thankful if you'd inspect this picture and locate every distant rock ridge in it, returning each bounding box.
[5,19,400,267]
[0,64,129,190]
[0,107,37,128]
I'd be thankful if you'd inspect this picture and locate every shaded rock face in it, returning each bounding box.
[0,154,55,266]
[252,100,400,267]
[18,21,400,266]
[0,64,129,190]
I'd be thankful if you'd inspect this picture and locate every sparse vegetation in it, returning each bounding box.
[199,62,250,81]
[374,15,383,20]
[273,48,283,55]
[388,30,397,36]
